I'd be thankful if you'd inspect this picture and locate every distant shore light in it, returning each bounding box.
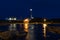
[44,18,46,22]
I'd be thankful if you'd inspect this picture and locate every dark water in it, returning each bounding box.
[46,24,60,40]
[0,24,60,40]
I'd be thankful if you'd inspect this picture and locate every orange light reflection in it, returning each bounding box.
[23,18,29,32]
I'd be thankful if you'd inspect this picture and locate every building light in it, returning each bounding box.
[8,18,12,20]
[14,18,16,20]
[44,18,46,22]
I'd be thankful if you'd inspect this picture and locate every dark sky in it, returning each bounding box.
[0,0,60,18]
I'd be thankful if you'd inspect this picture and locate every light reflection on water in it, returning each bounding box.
[0,24,60,40]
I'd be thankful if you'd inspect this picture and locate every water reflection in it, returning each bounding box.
[0,24,60,40]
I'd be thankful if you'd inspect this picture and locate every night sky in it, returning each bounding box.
[0,0,60,18]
